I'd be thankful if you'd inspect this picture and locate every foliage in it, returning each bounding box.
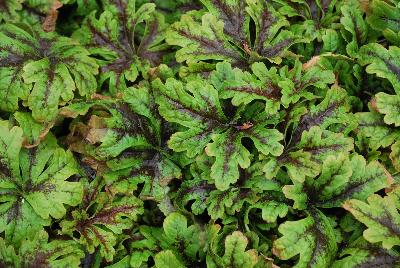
[1,0,400,267]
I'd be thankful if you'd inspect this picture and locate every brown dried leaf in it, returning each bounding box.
[42,0,63,32]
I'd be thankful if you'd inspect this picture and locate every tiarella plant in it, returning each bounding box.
[1,0,400,267]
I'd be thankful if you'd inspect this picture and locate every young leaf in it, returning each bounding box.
[174,178,215,215]
[129,212,204,266]
[284,154,392,209]
[246,191,289,223]
[343,185,400,249]
[0,23,98,121]
[74,0,168,93]
[161,212,203,259]
[207,231,258,268]
[273,209,337,268]
[207,187,258,220]
[0,120,82,246]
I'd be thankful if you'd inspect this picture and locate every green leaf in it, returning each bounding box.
[358,43,400,94]
[61,181,144,262]
[174,178,215,215]
[154,77,227,157]
[266,126,354,182]
[321,29,340,52]
[155,77,283,190]
[284,154,392,209]
[74,0,168,93]
[333,237,400,268]
[207,231,258,268]
[340,0,367,56]
[245,191,289,223]
[343,185,400,249]
[167,11,245,66]
[212,61,335,114]
[0,120,82,246]
[374,92,400,126]
[273,209,337,268]
[0,230,84,268]
[390,141,400,171]
[167,0,302,67]
[154,250,185,268]
[207,188,257,220]
[129,212,204,266]
[13,111,53,147]
[0,23,98,121]
[0,0,22,22]
[355,111,400,150]
[206,130,251,190]
[367,0,400,45]
[162,212,203,259]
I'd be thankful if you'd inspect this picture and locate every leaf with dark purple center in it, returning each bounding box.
[211,60,335,114]
[74,0,168,94]
[333,237,400,268]
[340,0,368,56]
[358,43,400,95]
[264,126,354,183]
[167,0,304,67]
[344,185,400,249]
[0,23,98,122]
[366,0,400,45]
[60,180,144,262]
[355,111,400,151]
[284,154,393,210]
[0,230,84,267]
[273,208,337,268]
[0,120,82,246]
[154,77,284,190]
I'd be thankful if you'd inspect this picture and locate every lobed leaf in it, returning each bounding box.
[284,154,392,209]
[74,0,168,93]
[273,208,337,268]
[358,43,400,94]
[0,23,98,121]
[0,121,82,246]
[344,185,400,249]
